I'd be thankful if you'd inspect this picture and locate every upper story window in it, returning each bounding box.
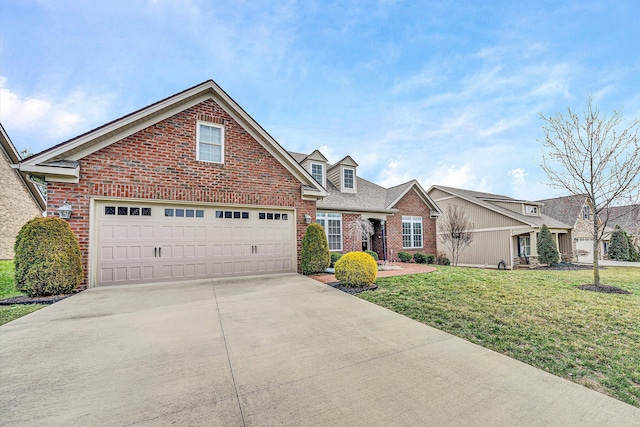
[197,122,224,163]
[582,205,591,219]
[311,163,324,185]
[525,205,538,215]
[343,168,354,189]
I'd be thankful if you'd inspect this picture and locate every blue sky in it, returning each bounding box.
[2,0,639,200]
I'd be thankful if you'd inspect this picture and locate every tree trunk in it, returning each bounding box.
[592,215,601,286]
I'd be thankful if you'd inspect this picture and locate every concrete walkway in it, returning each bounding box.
[1,274,637,426]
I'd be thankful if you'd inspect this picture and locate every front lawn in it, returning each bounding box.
[358,266,640,407]
[0,260,45,326]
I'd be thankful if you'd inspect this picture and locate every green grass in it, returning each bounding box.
[0,260,45,326]
[358,266,640,407]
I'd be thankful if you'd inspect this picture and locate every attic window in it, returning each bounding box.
[311,163,324,184]
[583,206,591,219]
[343,168,354,189]
[525,205,538,215]
[197,122,224,163]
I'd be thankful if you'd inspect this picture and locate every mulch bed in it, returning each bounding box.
[0,294,73,306]
[533,263,595,271]
[326,282,378,294]
[576,284,631,294]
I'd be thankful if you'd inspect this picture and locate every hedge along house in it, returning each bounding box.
[290,150,442,262]
[1,124,46,259]
[15,80,327,287]
[427,185,573,269]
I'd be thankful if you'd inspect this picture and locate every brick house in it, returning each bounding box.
[0,124,46,259]
[14,80,441,287]
[290,151,441,262]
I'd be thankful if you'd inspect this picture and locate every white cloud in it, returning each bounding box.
[0,77,114,150]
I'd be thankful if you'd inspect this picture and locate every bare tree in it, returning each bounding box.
[540,97,640,286]
[440,205,475,266]
[346,217,374,252]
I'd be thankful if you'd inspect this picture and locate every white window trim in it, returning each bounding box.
[310,162,325,186]
[524,205,538,215]
[342,167,355,190]
[518,236,531,256]
[402,215,423,249]
[317,212,343,251]
[196,121,225,164]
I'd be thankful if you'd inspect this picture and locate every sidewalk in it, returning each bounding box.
[309,262,436,284]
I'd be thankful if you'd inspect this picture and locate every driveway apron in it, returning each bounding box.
[1,274,638,426]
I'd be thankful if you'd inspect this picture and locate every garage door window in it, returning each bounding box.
[165,208,205,218]
[258,212,288,220]
[105,206,152,216]
[215,210,250,219]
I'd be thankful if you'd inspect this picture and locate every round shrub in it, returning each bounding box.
[397,251,413,262]
[334,251,378,287]
[413,253,428,264]
[330,252,343,268]
[300,223,331,275]
[364,250,379,261]
[14,217,83,297]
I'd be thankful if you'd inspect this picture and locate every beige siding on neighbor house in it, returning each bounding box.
[492,201,524,214]
[428,188,453,201]
[1,151,43,260]
[435,196,524,230]
[439,229,512,267]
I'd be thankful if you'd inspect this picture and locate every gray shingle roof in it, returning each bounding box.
[604,205,640,235]
[536,195,588,227]
[316,177,397,212]
[431,185,572,229]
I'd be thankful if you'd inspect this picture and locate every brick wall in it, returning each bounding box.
[385,189,437,261]
[46,98,315,285]
[1,151,42,260]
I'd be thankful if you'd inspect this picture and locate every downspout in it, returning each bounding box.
[381,219,387,263]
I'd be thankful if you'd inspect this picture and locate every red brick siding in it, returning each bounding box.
[385,189,437,261]
[46,98,315,286]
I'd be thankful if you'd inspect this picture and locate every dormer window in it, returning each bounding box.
[525,205,538,215]
[311,163,324,185]
[343,168,354,189]
[582,205,591,219]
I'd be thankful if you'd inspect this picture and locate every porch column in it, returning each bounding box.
[553,232,561,262]
[529,231,538,256]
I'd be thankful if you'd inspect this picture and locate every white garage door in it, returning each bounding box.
[95,201,295,286]
[575,238,594,263]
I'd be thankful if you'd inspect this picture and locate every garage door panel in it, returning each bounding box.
[96,203,295,286]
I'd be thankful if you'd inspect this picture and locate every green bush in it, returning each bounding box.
[364,250,379,261]
[398,251,413,262]
[334,251,378,287]
[330,252,343,268]
[300,223,331,275]
[413,253,428,264]
[537,224,559,266]
[608,225,630,261]
[436,252,451,266]
[14,217,83,297]
[426,254,435,264]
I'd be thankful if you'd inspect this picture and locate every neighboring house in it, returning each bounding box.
[427,185,573,269]
[536,194,609,263]
[290,150,442,261]
[603,204,640,242]
[15,80,328,287]
[0,124,46,260]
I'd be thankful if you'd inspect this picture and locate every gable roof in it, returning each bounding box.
[536,194,589,227]
[327,155,358,170]
[0,124,46,210]
[17,80,327,198]
[430,185,571,229]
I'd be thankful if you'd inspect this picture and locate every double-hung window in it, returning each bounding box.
[197,122,224,163]
[402,216,423,249]
[518,236,531,256]
[311,163,324,185]
[316,212,342,251]
[343,168,354,189]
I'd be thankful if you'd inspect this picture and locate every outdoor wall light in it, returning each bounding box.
[304,213,312,224]
[56,201,73,219]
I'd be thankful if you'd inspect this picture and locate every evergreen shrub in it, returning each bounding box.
[334,251,378,287]
[397,251,413,262]
[300,223,331,274]
[608,225,630,261]
[537,224,559,266]
[364,250,379,261]
[330,252,343,268]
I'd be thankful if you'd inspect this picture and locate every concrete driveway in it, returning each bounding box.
[1,274,637,426]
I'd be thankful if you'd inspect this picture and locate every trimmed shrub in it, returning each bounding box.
[537,224,559,266]
[364,250,379,261]
[436,251,451,266]
[14,217,83,297]
[334,251,378,287]
[413,253,428,264]
[330,252,343,268]
[608,225,630,261]
[426,254,435,264]
[398,251,413,262]
[301,223,331,274]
